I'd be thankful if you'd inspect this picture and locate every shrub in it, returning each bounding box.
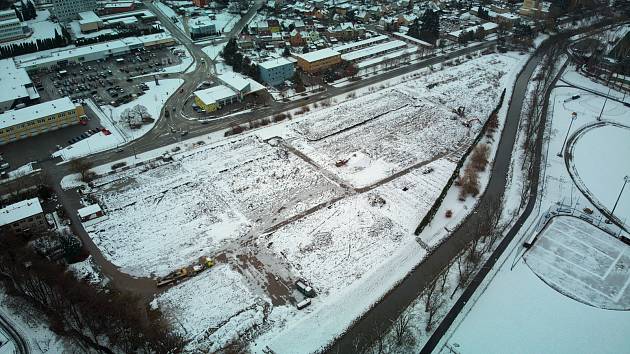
[470,144,490,171]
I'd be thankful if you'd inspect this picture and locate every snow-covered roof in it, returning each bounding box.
[218,72,250,92]
[77,204,102,218]
[333,34,388,53]
[194,85,238,104]
[341,40,407,62]
[78,11,100,24]
[498,13,520,20]
[0,58,32,105]
[448,22,499,38]
[393,32,434,47]
[295,48,340,63]
[14,33,173,69]
[259,57,294,70]
[0,97,76,130]
[0,198,42,227]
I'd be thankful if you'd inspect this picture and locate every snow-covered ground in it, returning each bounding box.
[289,53,516,189]
[0,290,70,353]
[87,135,342,277]
[54,79,184,160]
[435,59,630,354]
[525,216,630,310]
[201,42,226,61]
[571,124,630,220]
[77,51,532,352]
[439,217,630,354]
[154,264,268,352]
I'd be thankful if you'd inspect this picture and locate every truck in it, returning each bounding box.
[295,279,316,297]
[156,256,214,287]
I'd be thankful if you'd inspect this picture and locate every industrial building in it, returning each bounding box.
[293,48,341,73]
[0,9,29,43]
[0,58,38,112]
[52,0,98,21]
[259,57,295,86]
[13,33,175,72]
[0,97,85,145]
[0,198,46,235]
[194,85,240,112]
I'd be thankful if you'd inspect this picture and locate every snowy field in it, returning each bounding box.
[79,52,532,352]
[154,264,268,352]
[526,216,630,310]
[288,53,515,188]
[440,217,630,354]
[571,124,630,220]
[54,79,183,160]
[88,136,342,277]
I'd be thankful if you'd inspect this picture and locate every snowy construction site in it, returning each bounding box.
[80,51,532,351]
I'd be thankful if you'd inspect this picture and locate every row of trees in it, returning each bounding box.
[0,232,185,353]
[0,27,71,59]
[14,0,36,22]
[75,26,163,47]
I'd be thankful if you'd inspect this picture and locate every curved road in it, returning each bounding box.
[564,120,629,232]
[326,40,556,353]
[0,311,29,354]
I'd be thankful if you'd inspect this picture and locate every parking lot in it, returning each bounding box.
[31,46,183,107]
[0,109,103,174]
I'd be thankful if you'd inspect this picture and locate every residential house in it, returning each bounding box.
[0,198,46,236]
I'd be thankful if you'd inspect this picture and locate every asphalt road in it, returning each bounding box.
[326,43,550,354]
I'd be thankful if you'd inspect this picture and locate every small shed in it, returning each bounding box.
[77,204,104,222]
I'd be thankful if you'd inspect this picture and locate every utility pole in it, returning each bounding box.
[596,79,613,121]
[611,175,630,216]
[557,112,577,157]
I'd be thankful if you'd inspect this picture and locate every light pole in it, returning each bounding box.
[611,175,630,216]
[557,112,577,157]
[597,81,612,121]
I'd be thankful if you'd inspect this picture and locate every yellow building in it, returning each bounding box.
[294,48,342,73]
[0,97,85,145]
[193,85,239,112]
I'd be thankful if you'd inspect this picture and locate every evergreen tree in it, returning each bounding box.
[27,0,36,19]
[282,46,290,57]
[302,44,309,53]
[419,10,440,44]
[14,8,23,22]
[408,18,421,39]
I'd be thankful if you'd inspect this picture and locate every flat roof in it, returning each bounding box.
[333,34,389,53]
[77,204,102,218]
[341,40,406,62]
[0,198,42,227]
[296,48,340,63]
[0,58,31,105]
[78,11,100,24]
[449,22,499,38]
[393,32,434,47]
[194,85,237,104]
[14,33,172,68]
[0,97,76,130]
[218,72,250,92]
[259,57,293,70]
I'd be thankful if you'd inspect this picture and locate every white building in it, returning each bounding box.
[0,58,37,112]
[0,198,46,235]
[52,0,97,21]
[0,9,29,43]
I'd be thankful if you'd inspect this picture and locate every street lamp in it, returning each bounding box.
[557,112,577,157]
[597,83,612,121]
[611,175,630,216]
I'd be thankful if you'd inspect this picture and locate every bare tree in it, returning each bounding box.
[424,278,446,332]
[392,312,411,346]
[69,159,94,182]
